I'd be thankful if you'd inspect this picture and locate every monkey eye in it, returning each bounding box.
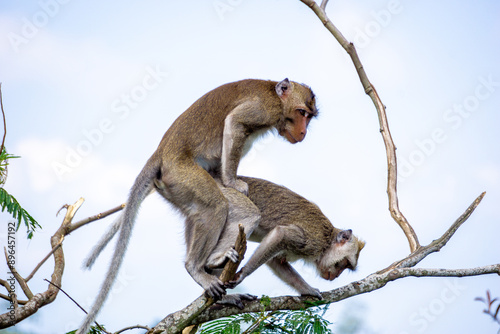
[297,109,311,118]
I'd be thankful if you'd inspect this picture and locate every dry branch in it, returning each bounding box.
[138,1,497,330]
[0,198,83,327]
[148,224,247,334]
[300,0,420,252]
[148,191,499,328]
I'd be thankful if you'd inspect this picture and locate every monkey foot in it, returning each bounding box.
[216,293,257,309]
[204,278,227,300]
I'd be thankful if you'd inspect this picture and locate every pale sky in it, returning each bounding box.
[1,1,500,333]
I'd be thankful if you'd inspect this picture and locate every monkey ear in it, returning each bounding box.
[275,78,291,98]
[336,229,352,243]
[358,240,366,251]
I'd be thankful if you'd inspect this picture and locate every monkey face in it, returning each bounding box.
[276,80,318,144]
[320,257,352,281]
[281,108,314,143]
[317,229,364,281]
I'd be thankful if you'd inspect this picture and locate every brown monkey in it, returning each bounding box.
[78,79,318,334]
[209,176,365,299]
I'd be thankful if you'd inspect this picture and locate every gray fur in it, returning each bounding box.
[83,214,123,269]
[77,157,158,334]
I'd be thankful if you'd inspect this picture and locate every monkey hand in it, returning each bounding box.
[225,270,244,289]
[224,178,249,195]
[225,246,239,263]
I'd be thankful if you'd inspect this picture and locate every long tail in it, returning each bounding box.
[77,156,160,334]
[83,213,123,270]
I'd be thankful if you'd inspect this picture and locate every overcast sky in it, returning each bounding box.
[1,1,499,333]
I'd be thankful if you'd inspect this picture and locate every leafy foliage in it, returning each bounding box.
[0,147,40,239]
[0,187,41,239]
[198,299,332,334]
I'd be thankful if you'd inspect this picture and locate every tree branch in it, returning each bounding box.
[299,0,420,252]
[149,191,496,328]
[149,224,247,334]
[69,203,126,233]
[0,198,84,328]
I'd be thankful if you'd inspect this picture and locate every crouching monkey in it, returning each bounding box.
[208,176,365,300]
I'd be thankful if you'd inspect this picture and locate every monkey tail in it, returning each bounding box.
[83,213,123,269]
[77,155,160,334]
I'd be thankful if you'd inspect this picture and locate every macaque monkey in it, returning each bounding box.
[209,176,365,299]
[78,79,318,334]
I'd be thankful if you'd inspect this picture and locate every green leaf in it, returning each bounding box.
[0,187,40,239]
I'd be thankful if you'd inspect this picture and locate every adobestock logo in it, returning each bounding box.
[51,65,168,181]
[398,75,499,181]
[7,0,73,53]
[353,0,404,49]
[406,279,467,333]
[213,0,243,21]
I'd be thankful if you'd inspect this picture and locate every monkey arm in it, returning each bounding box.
[266,257,322,299]
[230,225,304,286]
[221,102,276,194]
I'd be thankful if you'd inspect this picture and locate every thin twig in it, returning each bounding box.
[299,0,420,252]
[44,279,109,334]
[25,240,63,282]
[377,192,486,274]
[3,247,33,299]
[320,0,329,11]
[114,325,151,334]
[70,203,126,233]
[0,292,27,305]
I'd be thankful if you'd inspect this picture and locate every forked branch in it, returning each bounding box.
[299,0,420,252]
[150,192,498,330]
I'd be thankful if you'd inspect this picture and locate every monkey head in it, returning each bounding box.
[275,78,318,144]
[317,229,365,281]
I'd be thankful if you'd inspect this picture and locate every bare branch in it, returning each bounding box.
[378,192,486,274]
[0,292,27,305]
[25,241,63,282]
[320,0,329,11]
[3,247,33,299]
[187,263,500,326]
[115,325,151,334]
[44,279,109,334]
[299,0,420,252]
[70,203,126,233]
[0,198,84,328]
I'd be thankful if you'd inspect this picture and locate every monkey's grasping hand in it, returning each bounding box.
[225,270,244,290]
[224,179,249,196]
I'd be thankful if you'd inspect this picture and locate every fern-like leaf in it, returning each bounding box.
[0,187,41,239]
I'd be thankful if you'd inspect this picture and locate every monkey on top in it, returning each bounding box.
[78,78,319,334]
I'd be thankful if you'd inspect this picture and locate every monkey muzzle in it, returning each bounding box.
[321,269,343,281]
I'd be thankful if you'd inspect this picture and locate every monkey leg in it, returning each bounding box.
[266,257,322,299]
[158,161,230,299]
[206,185,261,270]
